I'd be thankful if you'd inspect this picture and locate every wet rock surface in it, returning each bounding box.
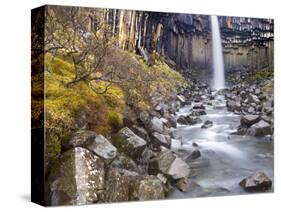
[239,172,272,192]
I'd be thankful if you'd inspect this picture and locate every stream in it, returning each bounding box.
[169,93,274,198]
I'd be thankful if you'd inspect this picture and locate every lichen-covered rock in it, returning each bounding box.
[103,168,138,202]
[110,154,140,173]
[86,135,117,163]
[130,176,165,201]
[239,172,272,192]
[46,147,105,206]
[113,127,147,159]
[62,130,97,151]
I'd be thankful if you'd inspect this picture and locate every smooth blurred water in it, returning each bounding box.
[169,95,274,198]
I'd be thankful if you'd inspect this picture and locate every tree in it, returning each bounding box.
[45,6,116,94]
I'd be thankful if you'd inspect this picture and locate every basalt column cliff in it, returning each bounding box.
[99,9,273,84]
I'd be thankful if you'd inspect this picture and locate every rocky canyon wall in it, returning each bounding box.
[96,9,274,81]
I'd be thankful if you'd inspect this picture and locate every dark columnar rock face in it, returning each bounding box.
[97,9,273,83]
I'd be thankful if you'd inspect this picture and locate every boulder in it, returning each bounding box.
[191,109,206,116]
[166,116,177,128]
[149,148,190,180]
[177,95,186,105]
[149,117,164,133]
[130,176,165,201]
[167,157,191,179]
[239,172,272,192]
[177,115,202,125]
[247,94,261,104]
[138,111,150,127]
[151,132,171,148]
[46,147,105,206]
[113,127,147,159]
[131,125,150,142]
[103,168,138,202]
[201,120,213,128]
[177,115,189,125]
[110,154,140,173]
[86,135,117,163]
[175,177,200,192]
[185,149,201,161]
[62,130,97,151]
[246,120,272,136]
[240,115,260,127]
[193,103,205,110]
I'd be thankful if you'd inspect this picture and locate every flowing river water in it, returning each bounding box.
[169,93,274,198]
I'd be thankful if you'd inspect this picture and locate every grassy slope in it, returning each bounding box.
[42,50,186,167]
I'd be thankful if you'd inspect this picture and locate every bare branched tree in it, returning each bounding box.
[45,6,116,93]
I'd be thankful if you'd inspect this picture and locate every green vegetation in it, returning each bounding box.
[248,68,274,81]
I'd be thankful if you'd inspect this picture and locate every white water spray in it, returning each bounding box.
[211,15,225,90]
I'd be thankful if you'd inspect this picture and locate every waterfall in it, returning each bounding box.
[211,15,225,90]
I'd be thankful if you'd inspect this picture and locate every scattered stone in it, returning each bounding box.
[239,172,272,192]
[241,115,260,127]
[247,94,261,104]
[185,149,201,161]
[151,132,171,148]
[201,120,213,128]
[131,125,150,142]
[175,177,200,192]
[193,103,205,110]
[177,95,186,106]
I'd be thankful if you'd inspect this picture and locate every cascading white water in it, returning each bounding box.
[211,15,225,90]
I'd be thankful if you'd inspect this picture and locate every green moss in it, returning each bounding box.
[107,111,123,131]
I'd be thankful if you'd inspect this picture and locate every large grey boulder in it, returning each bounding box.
[110,154,140,173]
[86,135,117,163]
[103,168,138,202]
[113,127,147,159]
[239,172,272,192]
[103,168,165,202]
[62,130,97,151]
[130,176,165,201]
[151,132,171,148]
[149,117,164,133]
[149,148,190,180]
[131,125,150,142]
[247,94,261,104]
[241,115,260,127]
[46,147,105,206]
[246,120,272,136]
